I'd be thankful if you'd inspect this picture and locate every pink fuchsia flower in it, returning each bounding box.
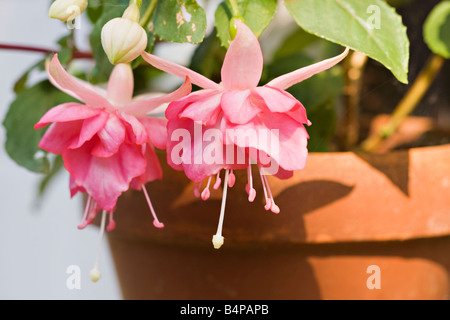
[35,55,191,280]
[141,20,349,249]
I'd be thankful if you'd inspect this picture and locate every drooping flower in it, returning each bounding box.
[141,19,349,249]
[35,55,191,280]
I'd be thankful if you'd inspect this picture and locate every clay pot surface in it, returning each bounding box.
[108,145,450,300]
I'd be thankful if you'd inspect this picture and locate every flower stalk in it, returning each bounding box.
[361,53,445,152]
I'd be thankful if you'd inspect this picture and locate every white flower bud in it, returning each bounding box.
[101,17,148,65]
[48,0,88,22]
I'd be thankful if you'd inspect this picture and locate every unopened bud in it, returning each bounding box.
[48,0,88,22]
[122,3,140,22]
[101,17,147,65]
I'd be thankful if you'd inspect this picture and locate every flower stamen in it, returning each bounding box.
[201,176,212,200]
[259,166,280,214]
[78,195,92,230]
[89,210,107,283]
[228,169,236,188]
[258,165,272,211]
[246,163,256,202]
[142,184,164,228]
[212,169,229,249]
[106,211,116,232]
[213,171,222,190]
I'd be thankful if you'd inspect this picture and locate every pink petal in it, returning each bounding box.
[107,64,134,107]
[179,91,222,125]
[165,89,220,120]
[141,52,222,90]
[122,77,192,117]
[139,117,168,150]
[47,55,113,109]
[63,141,146,211]
[226,112,309,172]
[119,112,148,145]
[68,112,110,149]
[266,47,350,90]
[221,90,261,124]
[166,117,246,182]
[252,86,299,113]
[69,175,86,197]
[221,20,263,90]
[131,143,163,189]
[91,114,126,158]
[34,103,101,129]
[39,121,83,154]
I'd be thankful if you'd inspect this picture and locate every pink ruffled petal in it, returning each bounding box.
[69,112,110,149]
[122,77,192,117]
[139,117,168,150]
[34,103,101,129]
[221,20,263,90]
[47,55,113,109]
[107,63,134,107]
[166,117,246,182]
[179,91,222,125]
[165,89,220,120]
[226,112,309,172]
[221,90,261,124]
[64,141,146,211]
[91,114,126,158]
[252,86,299,113]
[131,143,163,189]
[39,121,83,154]
[266,47,350,90]
[119,112,148,145]
[141,52,222,90]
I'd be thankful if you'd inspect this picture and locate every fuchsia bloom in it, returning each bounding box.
[142,20,349,249]
[35,56,191,280]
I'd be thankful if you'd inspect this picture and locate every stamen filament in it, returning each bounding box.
[262,173,280,214]
[228,170,236,188]
[78,196,92,230]
[89,210,107,283]
[258,165,272,210]
[246,164,256,202]
[142,184,164,228]
[213,171,222,190]
[106,211,116,232]
[201,176,212,200]
[212,169,229,249]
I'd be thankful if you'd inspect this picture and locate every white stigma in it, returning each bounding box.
[89,210,107,283]
[212,169,229,249]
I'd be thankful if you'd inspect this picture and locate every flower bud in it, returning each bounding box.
[101,4,148,65]
[48,0,88,22]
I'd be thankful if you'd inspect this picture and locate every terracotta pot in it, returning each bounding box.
[108,144,450,300]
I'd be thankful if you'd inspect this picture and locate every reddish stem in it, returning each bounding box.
[0,44,92,59]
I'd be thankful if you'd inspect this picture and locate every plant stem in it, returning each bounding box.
[139,0,157,27]
[229,0,240,17]
[361,53,445,152]
[0,43,92,59]
[341,50,368,150]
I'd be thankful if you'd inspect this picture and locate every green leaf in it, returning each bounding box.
[215,0,277,48]
[2,81,76,174]
[152,0,207,44]
[284,0,410,84]
[423,1,450,59]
